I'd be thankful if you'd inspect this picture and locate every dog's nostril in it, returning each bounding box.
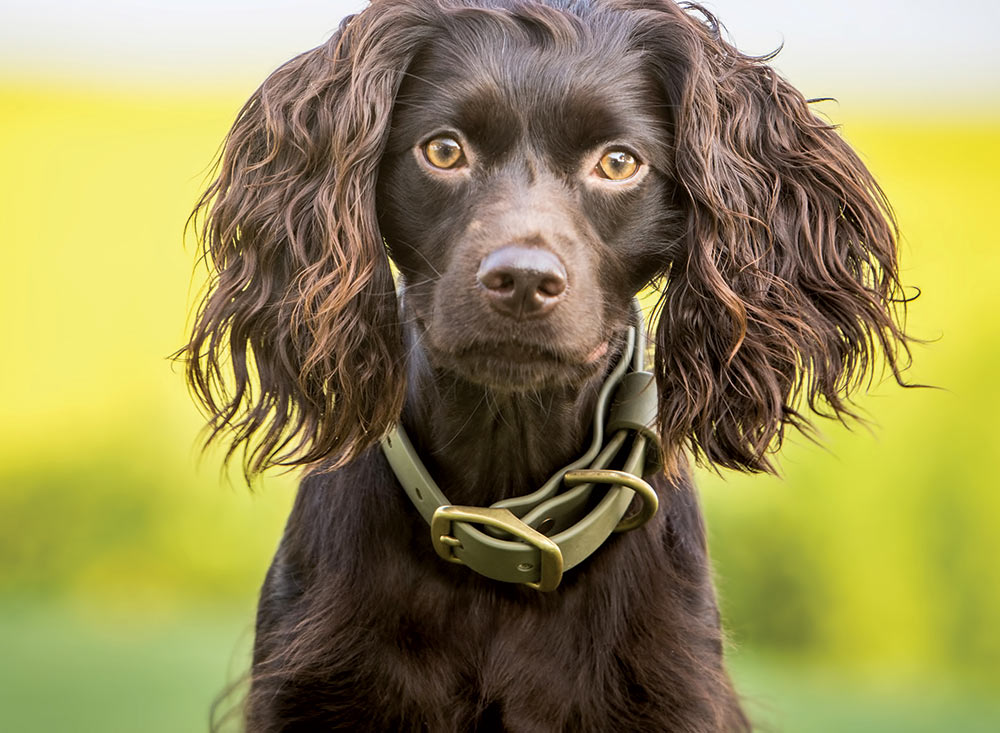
[480,270,516,293]
[537,275,565,298]
[477,245,568,319]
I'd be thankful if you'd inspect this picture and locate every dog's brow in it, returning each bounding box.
[543,94,629,150]
[454,87,521,159]
[411,61,660,170]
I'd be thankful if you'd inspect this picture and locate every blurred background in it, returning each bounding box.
[1,1,998,730]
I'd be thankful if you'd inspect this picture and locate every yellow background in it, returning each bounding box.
[1,77,998,730]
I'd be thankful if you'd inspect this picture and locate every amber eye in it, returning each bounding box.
[423,137,465,169]
[596,150,639,181]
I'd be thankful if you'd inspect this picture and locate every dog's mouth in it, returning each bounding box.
[464,340,606,365]
[428,338,612,391]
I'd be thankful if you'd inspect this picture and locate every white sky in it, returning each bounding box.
[1,0,998,104]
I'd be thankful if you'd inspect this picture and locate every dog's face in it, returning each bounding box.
[185,0,909,477]
[378,23,678,391]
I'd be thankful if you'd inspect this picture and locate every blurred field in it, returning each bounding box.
[2,601,999,733]
[1,81,999,730]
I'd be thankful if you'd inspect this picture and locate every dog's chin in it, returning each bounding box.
[429,340,611,393]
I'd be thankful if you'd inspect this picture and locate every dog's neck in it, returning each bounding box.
[400,327,611,508]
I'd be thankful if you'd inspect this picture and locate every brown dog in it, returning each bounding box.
[184,1,910,729]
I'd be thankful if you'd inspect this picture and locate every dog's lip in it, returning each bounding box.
[584,340,609,364]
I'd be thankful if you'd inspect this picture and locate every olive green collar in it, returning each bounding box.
[380,303,660,592]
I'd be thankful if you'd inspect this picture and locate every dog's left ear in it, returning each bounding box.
[642,5,911,475]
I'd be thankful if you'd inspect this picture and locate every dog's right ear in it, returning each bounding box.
[182,3,436,478]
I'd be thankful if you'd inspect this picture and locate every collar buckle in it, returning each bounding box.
[431,506,565,592]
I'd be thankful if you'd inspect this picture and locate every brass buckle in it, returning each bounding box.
[563,468,658,532]
[430,506,565,592]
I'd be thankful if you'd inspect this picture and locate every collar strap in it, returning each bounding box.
[380,302,660,592]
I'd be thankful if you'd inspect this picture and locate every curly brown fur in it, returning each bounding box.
[181,0,910,730]
[645,6,910,475]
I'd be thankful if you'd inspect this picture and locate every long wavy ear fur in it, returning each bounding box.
[181,2,435,478]
[645,3,912,475]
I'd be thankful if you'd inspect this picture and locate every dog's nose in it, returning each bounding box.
[477,245,567,319]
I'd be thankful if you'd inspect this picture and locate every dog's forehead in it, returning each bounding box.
[391,14,666,161]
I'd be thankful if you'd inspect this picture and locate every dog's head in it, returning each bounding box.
[377,2,680,398]
[184,0,910,477]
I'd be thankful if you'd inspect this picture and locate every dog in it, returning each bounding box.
[183,0,910,729]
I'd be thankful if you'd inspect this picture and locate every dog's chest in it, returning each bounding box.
[365,587,631,728]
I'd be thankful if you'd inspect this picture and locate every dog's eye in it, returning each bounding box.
[596,150,639,181]
[423,137,465,170]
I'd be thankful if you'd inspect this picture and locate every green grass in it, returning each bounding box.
[732,654,1000,733]
[0,600,253,733]
[1,599,997,733]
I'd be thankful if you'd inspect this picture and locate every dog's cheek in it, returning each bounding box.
[585,178,680,298]
[378,157,461,291]
[623,189,685,292]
